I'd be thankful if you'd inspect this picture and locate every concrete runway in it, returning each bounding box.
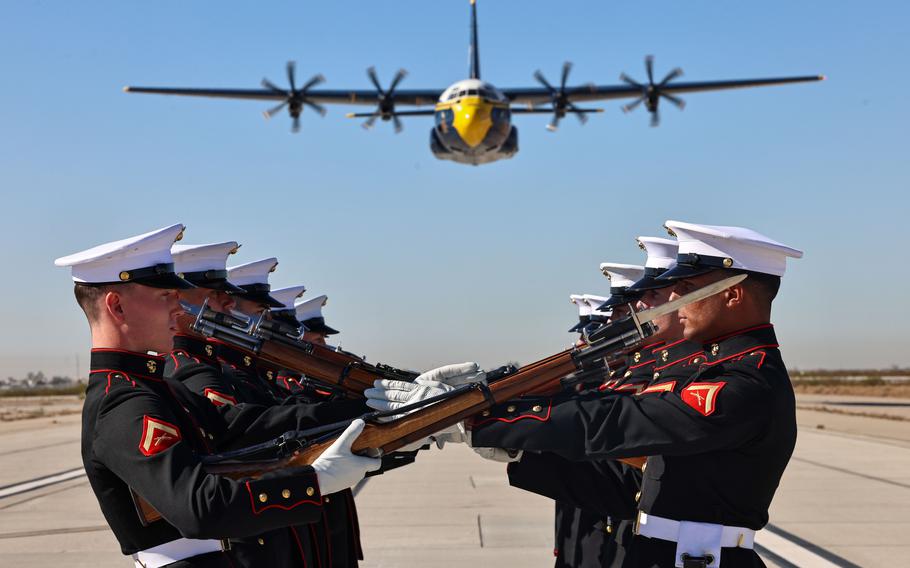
[0,395,907,566]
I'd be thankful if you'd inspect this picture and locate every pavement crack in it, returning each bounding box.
[476,514,484,548]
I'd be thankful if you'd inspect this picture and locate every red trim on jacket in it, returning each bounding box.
[91,368,162,383]
[471,400,552,427]
[704,344,779,367]
[245,481,321,515]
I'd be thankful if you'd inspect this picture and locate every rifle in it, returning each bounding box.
[177,301,420,397]
[133,275,744,525]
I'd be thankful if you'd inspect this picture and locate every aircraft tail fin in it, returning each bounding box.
[469,0,480,79]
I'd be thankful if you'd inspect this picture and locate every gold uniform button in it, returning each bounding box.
[633,352,641,362]
[710,344,720,356]
[623,370,632,379]
[257,538,265,545]
[481,410,491,417]
[722,257,734,268]
[506,405,516,413]
[306,487,315,497]
[119,271,131,281]
[653,372,660,380]
[281,489,291,499]
[604,523,613,534]
[324,496,331,503]
[661,350,669,362]
[258,493,268,503]
[693,357,705,365]
[532,405,543,413]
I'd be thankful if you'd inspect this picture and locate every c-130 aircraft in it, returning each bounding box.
[124,0,823,166]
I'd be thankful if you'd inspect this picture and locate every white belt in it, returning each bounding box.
[132,538,224,568]
[636,512,756,568]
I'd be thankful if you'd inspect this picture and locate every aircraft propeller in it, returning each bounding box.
[347,67,409,133]
[534,62,593,131]
[261,61,327,133]
[620,55,685,127]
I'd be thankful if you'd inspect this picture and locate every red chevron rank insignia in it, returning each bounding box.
[203,388,237,407]
[681,382,726,416]
[139,416,182,456]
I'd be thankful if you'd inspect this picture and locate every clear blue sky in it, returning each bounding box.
[1,1,907,379]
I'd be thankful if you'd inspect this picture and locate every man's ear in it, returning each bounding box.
[725,284,745,308]
[103,290,126,324]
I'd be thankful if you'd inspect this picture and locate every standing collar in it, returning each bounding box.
[210,339,257,370]
[172,334,219,364]
[702,324,778,364]
[90,349,166,379]
[653,339,705,370]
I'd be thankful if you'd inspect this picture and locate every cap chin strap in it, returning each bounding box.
[675,253,735,270]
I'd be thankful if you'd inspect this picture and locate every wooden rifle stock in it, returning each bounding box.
[134,331,645,525]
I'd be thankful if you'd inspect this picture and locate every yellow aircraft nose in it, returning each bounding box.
[452,97,493,148]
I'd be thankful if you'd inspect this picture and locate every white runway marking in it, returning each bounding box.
[0,467,86,499]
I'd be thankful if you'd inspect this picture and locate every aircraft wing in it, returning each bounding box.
[502,75,825,107]
[123,86,444,107]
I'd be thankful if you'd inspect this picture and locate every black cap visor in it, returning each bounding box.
[568,316,590,333]
[270,309,301,327]
[302,317,339,335]
[596,292,642,311]
[231,284,284,308]
[180,270,246,293]
[655,263,717,282]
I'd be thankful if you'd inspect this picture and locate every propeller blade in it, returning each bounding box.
[534,70,556,93]
[622,97,645,113]
[301,74,326,93]
[546,113,561,132]
[645,55,655,85]
[567,102,589,125]
[660,92,686,109]
[393,115,403,133]
[363,112,380,130]
[659,67,684,87]
[560,61,572,91]
[292,115,301,133]
[619,73,643,89]
[650,109,660,128]
[263,100,289,119]
[286,61,297,93]
[366,66,384,95]
[388,69,408,95]
[261,78,287,94]
[303,100,327,117]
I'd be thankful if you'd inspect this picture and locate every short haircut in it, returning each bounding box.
[740,270,781,303]
[74,283,113,322]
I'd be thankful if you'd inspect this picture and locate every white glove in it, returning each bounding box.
[310,419,382,495]
[364,378,454,415]
[473,447,523,463]
[416,362,487,387]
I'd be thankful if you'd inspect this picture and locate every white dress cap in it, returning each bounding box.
[583,294,610,312]
[227,258,279,287]
[599,263,646,290]
[172,242,240,274]
[570,294,593,318]
[664,220,803,277]
[270,285,307,310]
[55,223,186,284]
[294,294,328,322]
[636,236,678,270]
